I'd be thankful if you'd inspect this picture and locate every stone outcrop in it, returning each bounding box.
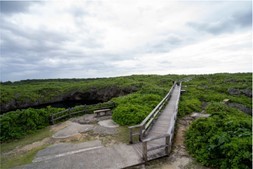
[1,85,138,113]
[228,88,252,97]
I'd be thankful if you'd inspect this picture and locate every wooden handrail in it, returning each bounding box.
[142,133,170,142]
[140,83,175,126]
[141,82,182,161]
[142,134,171,162]
[50,101,115,124]
[128,82,177,143]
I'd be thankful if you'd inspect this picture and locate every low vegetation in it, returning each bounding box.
[112,93,162,125]
[0,107,63,142]
[180,73,252,169]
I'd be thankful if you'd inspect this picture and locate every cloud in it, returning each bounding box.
[188,2,252,35]
[0,1,41,14]
[0,0,252,81]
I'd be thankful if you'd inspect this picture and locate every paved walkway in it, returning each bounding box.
[16,140,143,169]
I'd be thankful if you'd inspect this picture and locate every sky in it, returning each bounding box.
[0,0,252,82]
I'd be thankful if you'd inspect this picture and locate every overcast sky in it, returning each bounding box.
[0,0,252,82]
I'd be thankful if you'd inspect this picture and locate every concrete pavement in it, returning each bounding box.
[15,140,143,169]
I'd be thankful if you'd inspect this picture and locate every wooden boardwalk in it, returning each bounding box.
[130,83,181,162]
[146,84,181,139]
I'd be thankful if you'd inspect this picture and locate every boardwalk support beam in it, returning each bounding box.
[165,135,171,155]
[143,141,148,162]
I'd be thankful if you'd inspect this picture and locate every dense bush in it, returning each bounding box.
[0,107,64,142]
[178,73,251,117]
[178,98,202,117]
[112,93,162,125]
[186,103,252,169]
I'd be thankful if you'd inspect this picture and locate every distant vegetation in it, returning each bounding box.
[0,73,252,169]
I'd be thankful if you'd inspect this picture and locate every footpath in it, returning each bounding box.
[16,140,142,169]
[15,119,143,169]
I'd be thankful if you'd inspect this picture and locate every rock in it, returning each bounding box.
[228,88,241,95]
[227,88,252,98]
[227,103,252,115]
[1,85,138,113]
[191,112,210,118]
[52,122,94,139]
[241,89,252,97]
[98,119,119,128]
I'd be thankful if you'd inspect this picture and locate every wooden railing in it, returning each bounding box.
[142,82,181,162]
[142,134,171,162]
[128,82,177,144]
[50,101,115,124]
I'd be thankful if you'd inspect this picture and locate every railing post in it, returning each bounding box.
[51,115,54,125]
[139,125,143,141]
[165,135,171,155]
[143,141,148,162]
[129,128,133,144]
[68,108,71,118]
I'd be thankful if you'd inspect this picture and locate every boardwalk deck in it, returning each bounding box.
[146,84,181,139]
[130,83,181,162]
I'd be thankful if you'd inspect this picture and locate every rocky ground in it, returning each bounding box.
[3,114,120,159]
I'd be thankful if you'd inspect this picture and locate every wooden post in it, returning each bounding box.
[68,108,71,118]
[165,135,171,155]
[129,128,133,144]
[51,115,54,125]
[139,125,143,141]
[143,141,148,162]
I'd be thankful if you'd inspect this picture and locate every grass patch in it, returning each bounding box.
[0,127,52,154]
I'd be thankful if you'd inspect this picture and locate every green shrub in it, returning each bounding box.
[178,97,202,117]
[0,107,63,142]
[112,93,162,125]
[186,108,252,169]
